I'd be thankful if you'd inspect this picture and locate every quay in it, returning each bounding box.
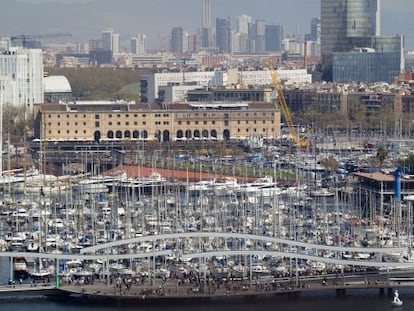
[1,274,413,302]
[0,283,59,298]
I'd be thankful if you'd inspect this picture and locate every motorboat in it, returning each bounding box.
[391,290,403,307]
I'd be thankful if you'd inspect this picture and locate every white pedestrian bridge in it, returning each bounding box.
[1,232,413,269]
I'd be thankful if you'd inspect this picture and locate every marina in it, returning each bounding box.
[1,136,414,302]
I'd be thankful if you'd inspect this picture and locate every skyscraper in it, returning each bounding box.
[131,34,147,55]
[265,24,284,52]
[101,29,113,51]
[171,27,184,54]
[310,17,321,42]
[112,33,120,55]
[216,18,232,54]
[202,0,211,29]
[201,0,212,49]
[237,15,252,35]
[321,0,402,81]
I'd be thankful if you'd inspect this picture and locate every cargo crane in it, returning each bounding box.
[267,58,307,148]
[10,33,72,48]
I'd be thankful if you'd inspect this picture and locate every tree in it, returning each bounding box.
[2,104,29,145]
[376,146,388,167]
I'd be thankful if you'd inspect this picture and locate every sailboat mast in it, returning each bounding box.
[0,89,3,175]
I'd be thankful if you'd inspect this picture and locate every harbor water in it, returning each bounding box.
[1,290,414,311]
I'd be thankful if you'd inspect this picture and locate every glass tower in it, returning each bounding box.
[321,0,381,80]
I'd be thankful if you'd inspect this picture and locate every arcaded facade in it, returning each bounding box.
[33,101,281,142]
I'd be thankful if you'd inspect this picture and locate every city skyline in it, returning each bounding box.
[1,0,413,50]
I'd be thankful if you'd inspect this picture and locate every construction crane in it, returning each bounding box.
[10,33,72,48]
[267,58,307,148]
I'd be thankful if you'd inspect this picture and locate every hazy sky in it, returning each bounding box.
[1,0,413,49]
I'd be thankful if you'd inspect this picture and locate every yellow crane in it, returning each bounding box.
[267,58,307,148]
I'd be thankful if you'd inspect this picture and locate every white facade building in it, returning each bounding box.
[0,48,44,109]
[112,33,120,55]
[141,69,311,103]
[101,29,113,51]
[237,15,252,34]
[158,84,201,102]
[131,34,147,55]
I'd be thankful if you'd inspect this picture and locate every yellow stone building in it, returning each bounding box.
[33,101,281,142]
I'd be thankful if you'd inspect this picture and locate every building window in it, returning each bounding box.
[109,122,112,126]
[95,121,100,127]
[57,122,61,126]
[95,115,99,119]
[109,114,112,118]
[126,122,129,126]
[117,122,121,126]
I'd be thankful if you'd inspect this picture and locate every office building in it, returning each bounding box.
[309,17,321,42]
[131,34,147,55]
[216,18,232,54]
[171,27,184,54]
[321,0,403,81]
[265,24,283,52]
[101,29,113,51]
[333,48,403,83]
[237,15,252,35]
[201,0,212,49]
[112,33,120,55]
